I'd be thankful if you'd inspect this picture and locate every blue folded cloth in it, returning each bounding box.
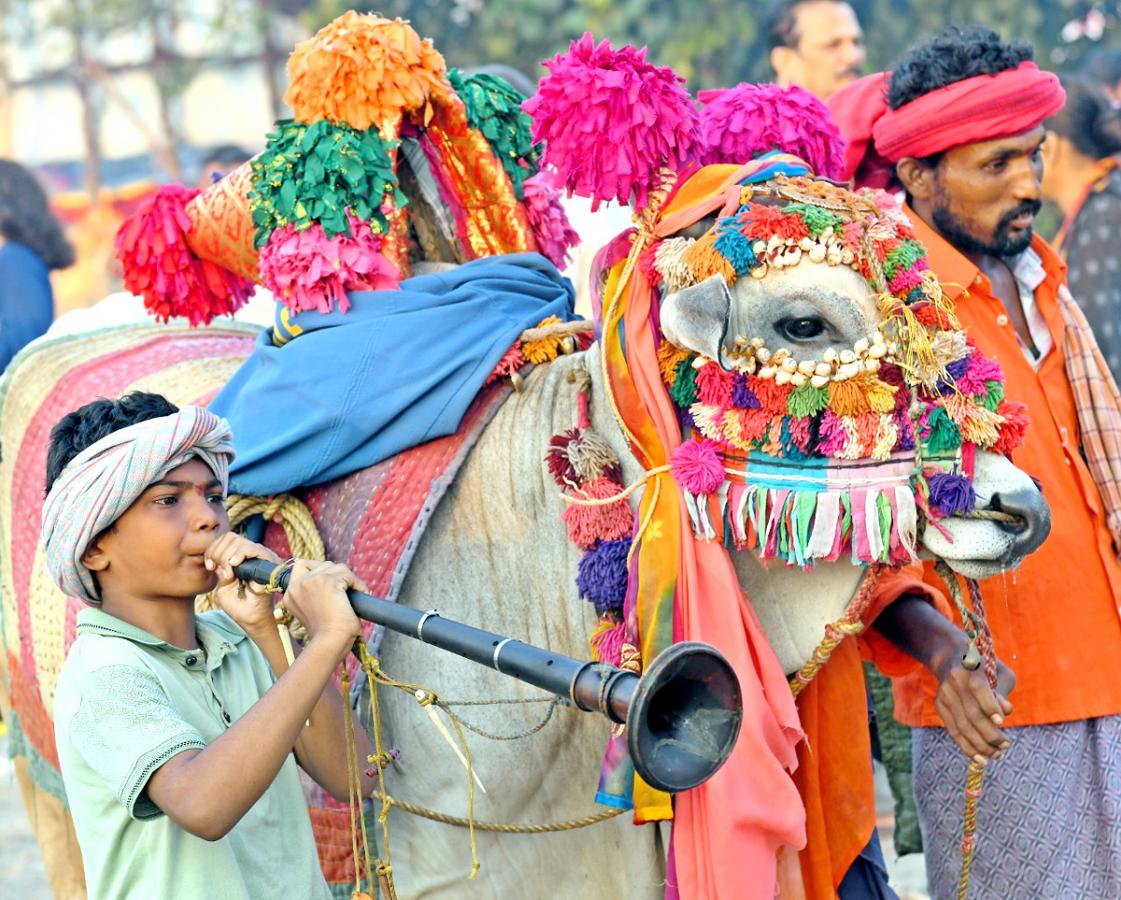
[210,253,577,495]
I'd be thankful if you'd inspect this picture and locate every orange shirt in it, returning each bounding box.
[862,210,1121,728]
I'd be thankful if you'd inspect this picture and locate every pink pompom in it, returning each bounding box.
[260,211,401,314]
[590,618,627,666]
[670,439,725,494]
[695,362,734,407]
[523,33,699,210]
[115,184,255,326]
[957,352,1005,397]
[696,83,846,179]
[522,172,581,268]
[562,476,634,548]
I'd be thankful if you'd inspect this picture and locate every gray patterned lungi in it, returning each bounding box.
[913,717,1121,900]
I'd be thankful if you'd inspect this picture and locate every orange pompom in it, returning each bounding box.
[285,12,448,133]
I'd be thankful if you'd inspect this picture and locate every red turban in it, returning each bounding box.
[828,61,1066,187]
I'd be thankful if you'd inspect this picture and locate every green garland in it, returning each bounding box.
[448,69,541,199]
[248,119,405,248]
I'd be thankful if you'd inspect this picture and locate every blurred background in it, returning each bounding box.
[0,0,1110,304]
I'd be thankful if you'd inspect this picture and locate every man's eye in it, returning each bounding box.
[777,317,826,341]
[207,493,225,505]
[153,496,178,506]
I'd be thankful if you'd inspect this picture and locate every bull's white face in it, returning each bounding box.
[659,261,1051,672]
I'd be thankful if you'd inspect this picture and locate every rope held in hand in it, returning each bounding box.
[935,561,999,900]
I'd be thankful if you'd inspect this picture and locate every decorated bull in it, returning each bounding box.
[0,15,1049,900]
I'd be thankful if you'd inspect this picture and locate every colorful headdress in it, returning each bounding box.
[115,13,579,324]
[652,173,1028,568]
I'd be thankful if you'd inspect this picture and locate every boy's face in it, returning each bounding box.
[83,458,230,603]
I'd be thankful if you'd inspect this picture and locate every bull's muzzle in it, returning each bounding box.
[986,487,1051,559]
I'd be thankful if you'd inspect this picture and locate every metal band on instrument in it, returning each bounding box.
[416,609,440,641]
[492,637,513,673]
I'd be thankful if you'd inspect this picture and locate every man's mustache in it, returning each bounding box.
[837,66,863,80]
[997,200,1043,230]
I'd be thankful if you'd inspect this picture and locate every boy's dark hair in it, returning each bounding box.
[45,392,178,495]
[887,25,1033,110]
[1047,75,1121,160]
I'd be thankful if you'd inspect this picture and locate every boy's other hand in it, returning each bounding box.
[204,532,282,633]
[283,560,365,658]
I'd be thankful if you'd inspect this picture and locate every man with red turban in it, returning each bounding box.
[830,26,1121,898]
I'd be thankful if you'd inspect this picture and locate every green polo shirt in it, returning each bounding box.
[54,608,330,900]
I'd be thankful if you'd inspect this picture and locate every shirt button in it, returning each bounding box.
[974,275,983,285]
[185,655,198,667]
[222,711,232,724]
[996,314,1009,326]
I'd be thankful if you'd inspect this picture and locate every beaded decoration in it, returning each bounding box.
[654,175,1029,567]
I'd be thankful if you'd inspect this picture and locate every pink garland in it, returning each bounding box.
[696,83,846,179]
[524,33,699,210]
[259,211,401,314]
[522,172,581,268]
[114,184,255,326]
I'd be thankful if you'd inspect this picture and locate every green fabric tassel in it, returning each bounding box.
[787,382,829,418]
[923,406,963,454]
[876,491,893,562]
[982,379,1004,413]
[249,119,404,248]
[448,69,541,200]
[670,358,699,407]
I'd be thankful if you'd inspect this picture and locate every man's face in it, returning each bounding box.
[773,1,865,100]
[928,128,1046,258]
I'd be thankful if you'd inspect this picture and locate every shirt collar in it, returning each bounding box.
[77,607,246,671]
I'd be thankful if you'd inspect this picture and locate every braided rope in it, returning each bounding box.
[226,493,326,561]
[384,796,626,833]
[789,565,883,697]
[934,561,999,900]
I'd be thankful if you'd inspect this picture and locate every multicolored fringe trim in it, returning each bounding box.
[545,370,634,665]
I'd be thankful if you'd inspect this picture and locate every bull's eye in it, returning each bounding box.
[777,316,826,342]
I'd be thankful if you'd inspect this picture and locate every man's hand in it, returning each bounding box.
[204,532,282,633]
[282,560,365,663]
[933,650,1016,763]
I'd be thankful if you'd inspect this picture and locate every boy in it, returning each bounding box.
[42,391,375,899]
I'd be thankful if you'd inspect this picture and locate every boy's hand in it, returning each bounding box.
[933,649,1016,764]
[283,560,365,659]
[204,532,282,634]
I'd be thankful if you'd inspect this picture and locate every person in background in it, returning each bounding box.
[831,25,1121,899]
[196,144,251,188]
[0,159,74,373]
[1081,47,1121,106]
[766,0,865,100]
[1043,74,1121,384]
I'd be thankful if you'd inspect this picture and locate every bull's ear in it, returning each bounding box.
[661,275,732,364]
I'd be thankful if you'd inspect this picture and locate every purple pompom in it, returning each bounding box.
[927,472,977,517]
[575,538,631,615]
[696,83,846,179]
[732,374,761,409]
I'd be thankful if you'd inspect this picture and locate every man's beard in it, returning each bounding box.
[932,197,1042,258]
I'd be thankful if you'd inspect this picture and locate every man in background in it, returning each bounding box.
[766,0,865,100]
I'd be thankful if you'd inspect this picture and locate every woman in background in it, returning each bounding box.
[1043,76,1121,384]
[0,159,75,372]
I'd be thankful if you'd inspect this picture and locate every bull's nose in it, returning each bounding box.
[989,488,1052,558]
